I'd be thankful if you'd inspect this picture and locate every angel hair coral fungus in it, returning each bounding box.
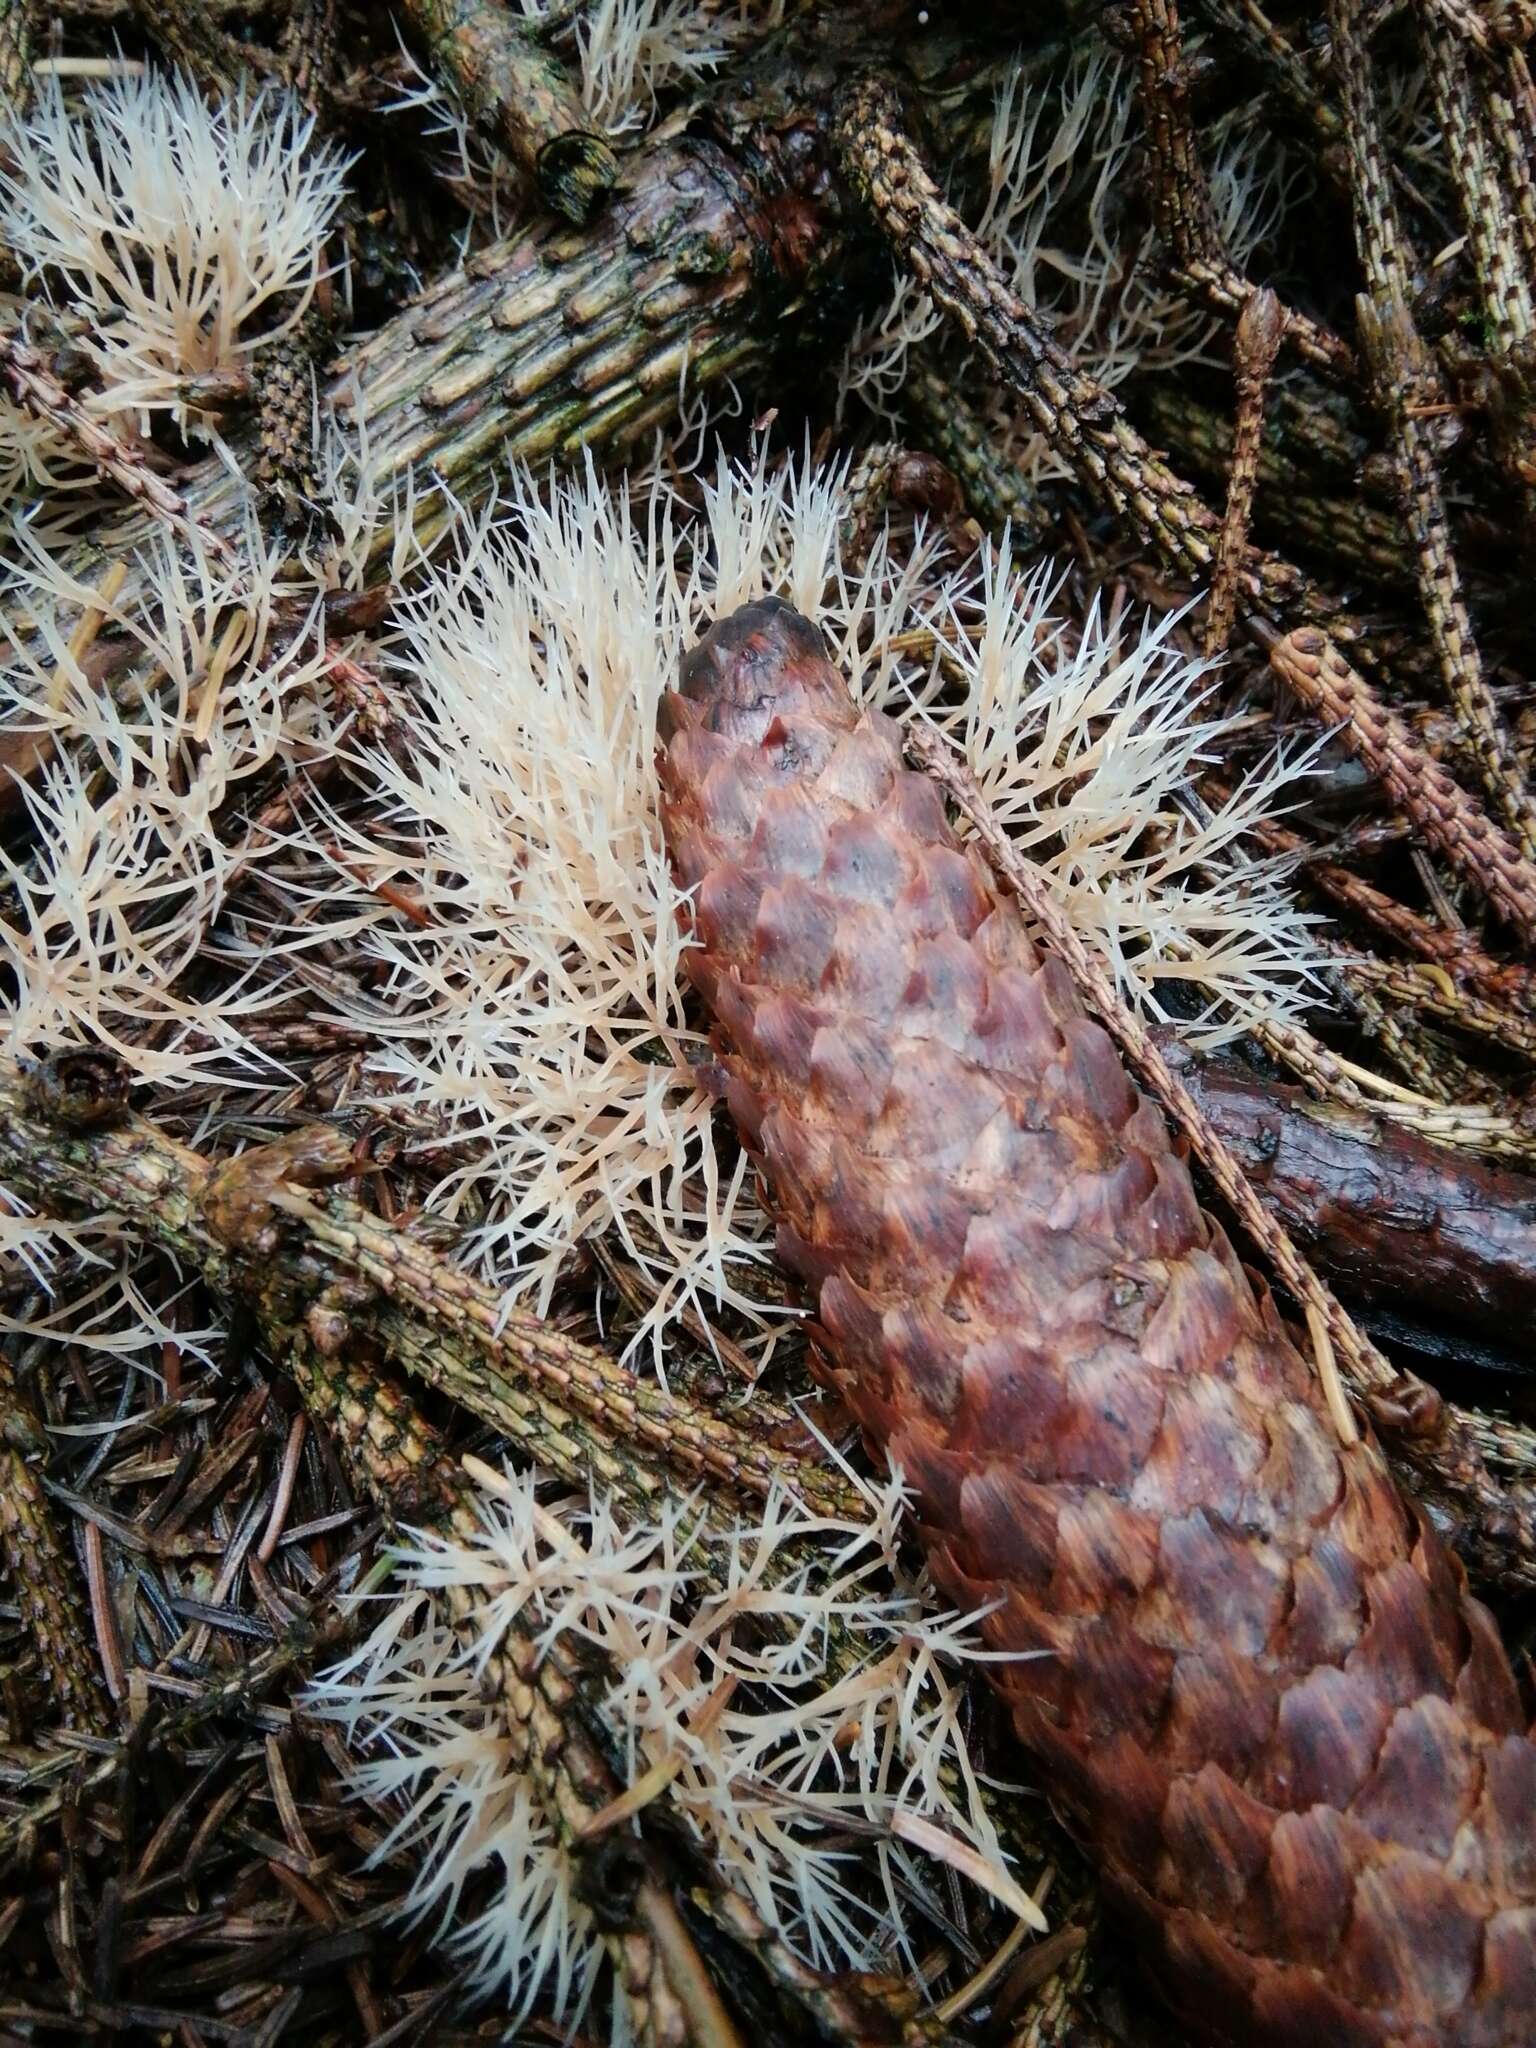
[0,512,341,1085]
[0,67,350,430]
[308,1458,1025,2027]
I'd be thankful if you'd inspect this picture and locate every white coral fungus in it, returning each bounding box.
[0,69,351,427]
[310,1459,1020,2021]
[0,515,339,1082]
[904,545,1328,1046]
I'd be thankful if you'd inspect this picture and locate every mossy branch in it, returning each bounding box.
[399,0,618,222]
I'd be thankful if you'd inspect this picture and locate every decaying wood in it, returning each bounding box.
[660,595,1536,2047]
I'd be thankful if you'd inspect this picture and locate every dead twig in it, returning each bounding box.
[1,337,236,565]
[1129,0,1355,380]
[832,69,1404,685]
[1205,285,1286,655]
[0,1348,114,1735]
[1265,623,1536,945]
[1329,0,1536,852]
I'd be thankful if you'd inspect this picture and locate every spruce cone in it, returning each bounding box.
[657,597,1536,2048]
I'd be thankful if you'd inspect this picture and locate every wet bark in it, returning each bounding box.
[1166,1038,1536,1353]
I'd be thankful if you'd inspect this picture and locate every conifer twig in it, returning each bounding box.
[0,63,867,704]
[1190,0,1344,146]
[0,0,33,114]
[1205,285,1285,655]
[1345,955,1536,1058]
[293,1346,754,2048]
[1128,0,1355,380]
[1214,790,1536,1012]
[1251,1010,1536,1167]
[1415,5,1536,506]
[1265,623,1536,945]
[903,354,1053,543]
[0,335,237,562]
[1143,380,1414,586]
[1485,48,1536,287]
[1416,6,1534,350]
[0,1348,115,1736]
[252,303,334,522]
[0,1096,866,1535]
[272,1308,1005,2041]
[281,0,339,120]
[0,1601,359,1867]
[1328,0,1536,853]
[831,69,1394,673]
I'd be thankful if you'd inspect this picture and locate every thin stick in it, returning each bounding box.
[256,1415,306,1564]
[1205,287,1286,656]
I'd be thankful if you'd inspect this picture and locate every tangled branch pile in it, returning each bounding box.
[2,3,1535,2044]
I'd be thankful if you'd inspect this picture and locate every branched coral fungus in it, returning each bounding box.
[903,548,1328,1045]
[310,1458,1019,2019]
[0,68,350,430]
[0,514,340,1081]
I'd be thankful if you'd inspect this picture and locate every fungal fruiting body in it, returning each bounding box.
[658,597,1536,2048]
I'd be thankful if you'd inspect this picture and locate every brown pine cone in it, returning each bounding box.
[658,596,1536,2048]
